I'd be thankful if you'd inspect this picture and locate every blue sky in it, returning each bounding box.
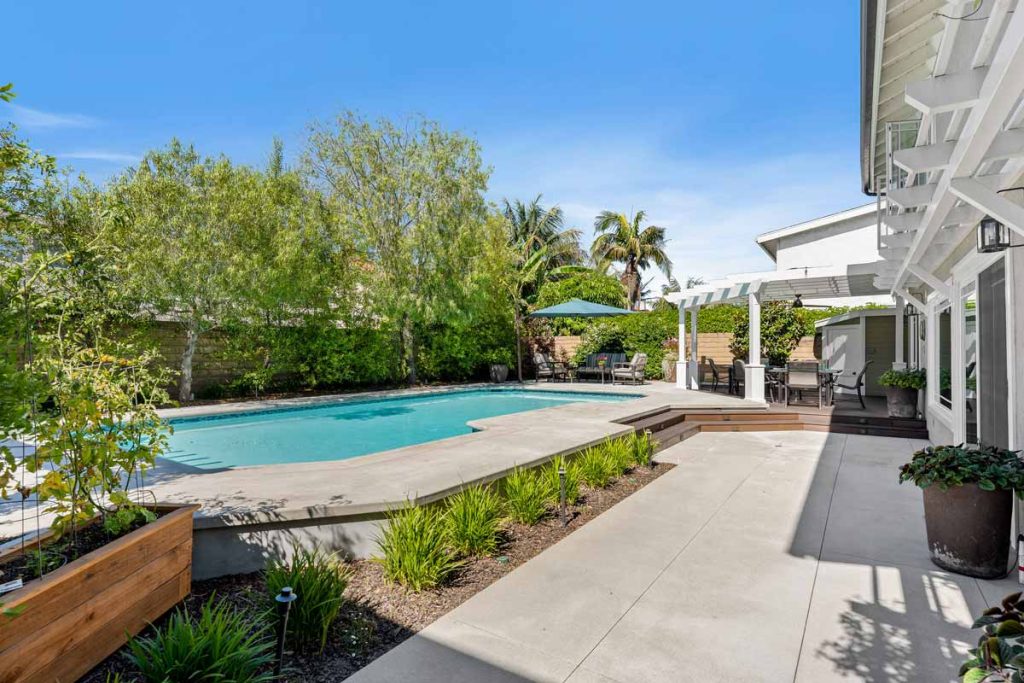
[4,1,867,286]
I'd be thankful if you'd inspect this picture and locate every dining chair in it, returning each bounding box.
[731,359,746,396]
[785,361,824,408]
[706,358,722,392]
[833,360,874,410]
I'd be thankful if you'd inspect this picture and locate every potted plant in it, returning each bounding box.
[661,338,678,382]
[960,591,1024,682]
[879,368,926,418]
[484,348,512,383]
[0,344,200,682]
[899,444,1024,578]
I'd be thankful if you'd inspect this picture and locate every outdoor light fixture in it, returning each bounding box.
[977,187,1024,253]
[977,214,1010,253]
[791,294,804,309]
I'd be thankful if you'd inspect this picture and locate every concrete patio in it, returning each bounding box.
[348,430,1014,683]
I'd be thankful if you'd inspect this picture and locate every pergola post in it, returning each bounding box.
[744,291,765,402]
[687,305,700,389]
[676,303,688,388]
[893,295,906,370]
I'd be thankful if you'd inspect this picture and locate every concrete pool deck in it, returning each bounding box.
[0,381,759,576]
[347,430,1008,683]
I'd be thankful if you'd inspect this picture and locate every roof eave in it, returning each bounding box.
[861,0,880,196]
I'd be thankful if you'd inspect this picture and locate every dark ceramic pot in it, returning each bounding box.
[885,386,918,418]
[922,483,1013,578]
[489,364,509,383]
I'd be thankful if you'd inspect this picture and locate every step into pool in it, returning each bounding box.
[163,388,640,469]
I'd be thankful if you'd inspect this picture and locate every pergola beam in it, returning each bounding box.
[905,67,987,115]
[949,177,1024,237]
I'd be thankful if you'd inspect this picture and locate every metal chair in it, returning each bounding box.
[731,359,746,396]
[785,361,824,408]
[533,352,567,382]
[833,360,874,410]
[706,358,723,392]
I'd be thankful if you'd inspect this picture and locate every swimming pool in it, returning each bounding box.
[163,388,639,469]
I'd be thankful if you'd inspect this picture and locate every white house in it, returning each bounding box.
[861,0,1024,449]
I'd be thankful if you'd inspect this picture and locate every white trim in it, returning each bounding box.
[755,204,877,260]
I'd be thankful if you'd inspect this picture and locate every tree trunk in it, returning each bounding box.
[621,264,640,310]
[179,324,199,402]
[514,309,523,383]
[402,316,417,386]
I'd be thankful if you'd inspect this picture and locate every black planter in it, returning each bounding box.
[922,483,1013,578]
[489,364,509,383]
[885,386,918,418]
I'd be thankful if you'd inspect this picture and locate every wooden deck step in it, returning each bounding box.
[626,409,688,433]
[682,411,800,423]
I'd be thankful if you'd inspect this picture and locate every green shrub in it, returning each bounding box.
[535,272,629,335]
[879,368,926,390]
[127,597,275,683]
[376,503,461,591]
[443,483,504,556]
[502,466,549,525]
[730,301,806,366]
[960,591,1024,682]
[573,309,677,379]
[541,455,581,506]
[603,438,635,476]
[577,446,616,488]
[628,430,657,468]
[898,444,1024,493]
[265,545,350,653]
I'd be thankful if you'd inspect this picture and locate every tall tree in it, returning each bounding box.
[304,113,489,385]
[591,210,672,310]
[111,140,258,401]
[501,196,581,288]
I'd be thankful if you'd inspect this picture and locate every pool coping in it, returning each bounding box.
[142,383,762,530]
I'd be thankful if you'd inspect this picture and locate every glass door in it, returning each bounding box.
[977,260,1009,448]
[962,283,977,445]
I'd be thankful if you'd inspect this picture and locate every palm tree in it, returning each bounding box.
[502,197,582,291]
[591,210,672,310]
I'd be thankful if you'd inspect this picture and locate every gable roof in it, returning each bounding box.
[755,203,877,261]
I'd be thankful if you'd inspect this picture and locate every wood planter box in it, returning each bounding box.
[0,504,199,683]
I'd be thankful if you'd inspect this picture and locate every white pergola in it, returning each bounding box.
[666,262,892,402]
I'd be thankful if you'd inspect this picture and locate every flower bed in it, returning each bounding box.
[85,461,672,682]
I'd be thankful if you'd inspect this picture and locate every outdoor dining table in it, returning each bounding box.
[766,366,841,405]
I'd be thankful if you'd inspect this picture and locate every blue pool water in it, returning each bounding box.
[164,388,639,469]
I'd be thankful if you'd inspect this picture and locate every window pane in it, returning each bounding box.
[938,305,952,409]
[963,285,977,444]
[979,260,1009,448]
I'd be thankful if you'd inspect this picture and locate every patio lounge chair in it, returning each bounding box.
[784,361,825,408]
[612,353,647,385]
[533,352,567,382]
[833,360,874,410]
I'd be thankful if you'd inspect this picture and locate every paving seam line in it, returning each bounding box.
[790,434,849,683]
[562,439,778,682]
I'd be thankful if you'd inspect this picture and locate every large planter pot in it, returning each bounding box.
[922,484,1012,578]
[489,363,509,383]
[662,358,677,382]
[885,386,919,418]
[0,504,199,682]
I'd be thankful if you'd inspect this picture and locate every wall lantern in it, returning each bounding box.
[977,187,1024,253]
[977,215,1010,253]
[791,294,804,309]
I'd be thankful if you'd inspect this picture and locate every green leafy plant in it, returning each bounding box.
[628,431,657,468]
[898,444,1024,493]
[603,438,635,476]
[577,446,616,489]
[502,466,549,525]
[103,506,158,536]
[375,502,461,591]
[879,368,926,390]
[443,483,504,557]
[265,545,350,652]
[730,301,806,366]
[541,456,581,506]
[960,591,1024,682]
[127,596,275,683]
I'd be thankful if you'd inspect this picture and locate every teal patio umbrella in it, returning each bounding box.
[528,298,633,318]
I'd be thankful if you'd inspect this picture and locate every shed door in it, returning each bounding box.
[823,324,864,394]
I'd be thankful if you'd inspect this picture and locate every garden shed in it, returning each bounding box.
[814,306,911,398]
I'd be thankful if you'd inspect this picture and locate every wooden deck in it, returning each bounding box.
[625,392,928,453]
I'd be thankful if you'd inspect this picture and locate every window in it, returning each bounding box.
[962,284,977,444]
[938,304,952,409]
[977,260,1009,448]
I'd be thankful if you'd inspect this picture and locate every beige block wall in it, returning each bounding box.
[551,332,819,368]
[142,322,251,394]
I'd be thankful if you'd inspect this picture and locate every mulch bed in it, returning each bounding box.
[85,462,672,682]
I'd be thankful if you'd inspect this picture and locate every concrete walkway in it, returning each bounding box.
[348,431,1016,683]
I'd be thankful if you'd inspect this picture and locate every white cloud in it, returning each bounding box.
[58,150,140,164]
[6,104,99,129]
[484,133,866,292]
